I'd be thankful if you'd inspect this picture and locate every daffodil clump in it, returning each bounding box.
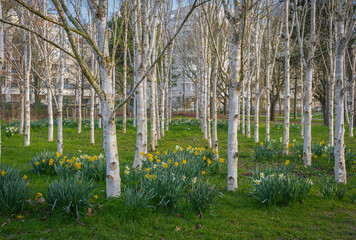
[45,175,99,217]
[123,146,222,216]
[5,125,19,137]
[29,151,64,175]
[171,118,200,126]
[0,163,33,214]
[30,119,49,129]
[289,141,356,174]
[288,141,304,161]
[253,139,283,162]
[29,151,106,178]
[78,154,106,181]
[248,164,313,206]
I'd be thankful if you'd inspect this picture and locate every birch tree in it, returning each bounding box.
[222,0,246,191]
[334,0,355,183]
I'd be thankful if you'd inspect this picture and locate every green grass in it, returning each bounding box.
[0,119,355,239]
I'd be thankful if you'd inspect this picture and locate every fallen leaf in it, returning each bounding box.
[42,216,48,221]
[175,226,181,232]
[194,224,204,229]
[1,222,7,227]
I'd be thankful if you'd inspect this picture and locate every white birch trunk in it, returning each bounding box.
[227,37,241,191]
[225,0,244,191]
[122,9,128,134]
[22,13,31,146]
[246,33,251,138]
[47,88,53,142]
[303,67,313,166]
[150,51,157,151]
[212,44,219,155]
[333,0,354,183]
[57,23,64,153]
[328,12,336,146]
[77,34,82,134]
[303,0,316,166]
[90,86,95,144]
[283,0,291,154]
[19,85,24,135]
[265,2,271,141]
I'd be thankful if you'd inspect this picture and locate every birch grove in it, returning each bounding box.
[0,0,354,201]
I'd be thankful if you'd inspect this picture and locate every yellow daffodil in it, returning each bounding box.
[75,162,81,170]
[42,159,46,163]
[1,170,6,176]
[23,175,28,180]
[155,151,160,155]
[145,168,150,172]
[182,159,187,164]
[94,195,98,199]
[202,171,206,175]
[219,158,224,163]
[202,156,207,160]
[35,161,40,166]
[56,152,62,158]
[285,160,290,166]
[36,192,43,198]
[140,152,145,156]
[207,159,212,165]
[174,162,179,167]
[163,163,168,168]
[157,159,161,163]
[259,142,264,146]
[49,159,54,166]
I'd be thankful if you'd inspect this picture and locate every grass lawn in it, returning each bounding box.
[0,119,355,239]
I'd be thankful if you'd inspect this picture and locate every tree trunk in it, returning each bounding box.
[19,84,24,134]
[22,12,31,146]
[303,0,316,166]
[225,0,244,191]
[246,31,251,138]
[150,51,157,151]
[283,0,291,154]
[57,24,64,153]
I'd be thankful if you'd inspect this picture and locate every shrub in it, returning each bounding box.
[45,175,99,217]
[185,180,221,217]
[0,165,32,214]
